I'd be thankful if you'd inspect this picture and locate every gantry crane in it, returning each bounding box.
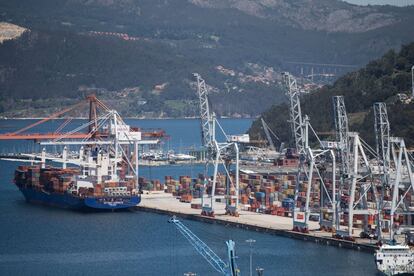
[374,102,391,240]
[0,95,167,141]
[389,137,414,242]
[332,96,380,240]
[169,216,240,276]
[373,103,414,243]
[282,72,337,233]
[296,115,338,233]
[194,73,240,217]
[333,96,350,177]
[280,73,413,242]
[282,72,305,156]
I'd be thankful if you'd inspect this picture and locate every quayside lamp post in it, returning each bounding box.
[246,238,256,276]
[411,65,414,98]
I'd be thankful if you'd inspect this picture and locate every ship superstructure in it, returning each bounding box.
[375,244,414,275]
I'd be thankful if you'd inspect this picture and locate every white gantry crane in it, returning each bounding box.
[282,72,337,233]
[374,102,391,240]
[282,72,305,156]
[374,103,414,243]
[169,216,240,276]
[374,103,391,179]
[296,116,338,233]
[194,73,240,217]
[333,96,379,240]
[280,74,414,241]
[333,96,350,177]
[389,137,414,242]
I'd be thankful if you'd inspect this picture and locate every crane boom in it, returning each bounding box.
[333,96,350,175]
[194,73,213,149]
[374,102,390,176]
[169,216,239,275]
[282,72,305,155]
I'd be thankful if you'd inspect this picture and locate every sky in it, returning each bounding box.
[343,0,414,6]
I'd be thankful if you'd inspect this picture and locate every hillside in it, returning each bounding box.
[190,0,397,33]
[248,42,414,147]
[0,29,284,118]
[0,1,413,118]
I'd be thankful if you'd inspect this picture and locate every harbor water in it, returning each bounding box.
[0,118,378,275]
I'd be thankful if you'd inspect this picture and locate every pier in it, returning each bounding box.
[135,191,378,253]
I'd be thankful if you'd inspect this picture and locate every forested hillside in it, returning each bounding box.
[0,0,413,118]
[0,29,284,118]
[249,42,414,146]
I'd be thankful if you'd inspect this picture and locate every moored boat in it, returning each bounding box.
[375,244,414,275]
[2,95,163,211]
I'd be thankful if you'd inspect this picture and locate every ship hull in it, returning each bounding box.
[18,186,141,210]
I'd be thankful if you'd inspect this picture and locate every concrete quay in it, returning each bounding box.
[134,191,378,253]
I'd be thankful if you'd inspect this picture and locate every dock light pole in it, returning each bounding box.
[134,141,139,190]
[411,65,414,98]
[246,239,256,276]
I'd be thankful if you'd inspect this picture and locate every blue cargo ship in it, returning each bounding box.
[4,96,155,211]
[18,186,141,210]
[14,165,141,211]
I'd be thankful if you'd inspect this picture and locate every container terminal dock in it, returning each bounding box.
[135,72,414,256]
[136,191,378,252]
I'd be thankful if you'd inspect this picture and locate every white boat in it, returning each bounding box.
[375,244,414,275]
[169,153,196,161]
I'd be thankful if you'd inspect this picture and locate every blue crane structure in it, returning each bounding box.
[169,216,240,276]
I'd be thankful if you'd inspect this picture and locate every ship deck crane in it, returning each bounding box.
[169,216,239,276]
[194,73,240,217]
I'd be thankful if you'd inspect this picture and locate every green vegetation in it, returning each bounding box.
[0,30,285,118]
[249,42,414,147]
